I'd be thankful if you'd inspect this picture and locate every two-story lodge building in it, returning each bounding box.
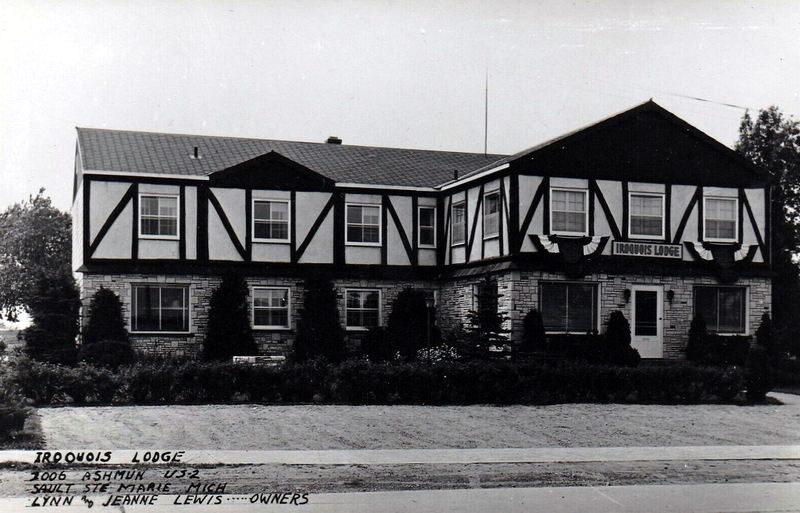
[72,101,771,359]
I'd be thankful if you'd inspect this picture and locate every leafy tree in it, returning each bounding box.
[82,287,128,345]
[202,273,258,360]
[460,277,509,359]
[386,288,439,361]
[736,108,800,355]
[521,309,546,352]
[293,277,345,362]
[0,189,71,321]
[22,272,80,364]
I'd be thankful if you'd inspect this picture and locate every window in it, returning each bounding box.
[132,284,189,332]
[253,200,289,241]
[252,287,290,329]
[704,197,737,241]
[483,191,500,239]
[451,201,466,245]
[418,206,436,247]
[694,287,746,334]
[539,282,598,333]
[629,193,664,238]
[139,195,178,238]
[346,204,381,245]
[346,289,381,329]
[550,189,587,235]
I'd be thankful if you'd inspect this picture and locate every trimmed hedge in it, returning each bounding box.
[10,357,744,406]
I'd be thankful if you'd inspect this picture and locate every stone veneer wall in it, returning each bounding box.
[439,271,771,359]
[78,273,436,358]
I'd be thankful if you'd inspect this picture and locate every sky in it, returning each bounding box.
[1,0,799,213]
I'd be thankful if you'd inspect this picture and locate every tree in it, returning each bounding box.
[386,288,439,361]
[460,277,510,359]
[736,108,800,355]
[202,273,258,360]
[22,273,80,364]
[521,309,546,352]
[82,287,128,345]
[293,277,345,362]
[0,190,71,321]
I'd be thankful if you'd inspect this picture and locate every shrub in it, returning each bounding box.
[521,309,546,352]
[600,311,640,366]
[293,277,345,363]
[362,327,394,362]
[22,272,80,364]
[385,288,439,360]
[756,312,773,353]
[202,273,258,361]
[416,344,460,363]
[746,313,776,403]
[82,288,128,346]
[686,316,708,362]
[78,340,136,368]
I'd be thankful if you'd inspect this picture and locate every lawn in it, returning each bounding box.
[37,392,800,450]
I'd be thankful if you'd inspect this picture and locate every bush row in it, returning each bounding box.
[10,357,744,406]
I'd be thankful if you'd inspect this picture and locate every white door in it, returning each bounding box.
[630,285,663,358]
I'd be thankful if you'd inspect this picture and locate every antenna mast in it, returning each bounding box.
[484,68,488,157]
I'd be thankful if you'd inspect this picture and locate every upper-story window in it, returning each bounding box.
[346,204,381,245]
[629,193,664,239]
[139,194,179,239]
[483,191,500,239]
[418,206,436,247]
[253,199,290,242]
[550,189,587,236]
[451,201,466,245]
[704,197,737,242]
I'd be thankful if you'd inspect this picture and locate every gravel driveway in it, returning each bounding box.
[37,393,800,450]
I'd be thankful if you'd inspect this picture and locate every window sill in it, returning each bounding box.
[346,326,377,332]
[346,242,382,247]
[451,242,466,247]
[703,239,739,244]
[253,326,292,331]
[627,235,666,241]
[252,239,291,244]
[418,244,436,249]
[483,234,500,241]
[138,235,180,241]
[130,332,194,337]
[550,231,589,237]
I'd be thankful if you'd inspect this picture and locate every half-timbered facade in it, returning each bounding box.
[72,101,771,358]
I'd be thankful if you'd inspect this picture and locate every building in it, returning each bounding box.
[71,101,771,358]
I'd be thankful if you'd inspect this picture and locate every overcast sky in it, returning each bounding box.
[1,0,799,213]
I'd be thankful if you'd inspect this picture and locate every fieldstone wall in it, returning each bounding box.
[78,273,436,358]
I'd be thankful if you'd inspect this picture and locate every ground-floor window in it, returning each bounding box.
[252,287,290,329]
[132,284,189,332]
[539,281,598,333]
[693,286,746,333]
[346,289,381,329]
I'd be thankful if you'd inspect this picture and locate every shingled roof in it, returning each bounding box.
[76,128,506,188]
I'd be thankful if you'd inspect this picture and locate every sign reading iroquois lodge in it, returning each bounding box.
[612,241,683,259]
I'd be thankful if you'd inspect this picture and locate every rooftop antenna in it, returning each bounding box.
[484,66,489,157]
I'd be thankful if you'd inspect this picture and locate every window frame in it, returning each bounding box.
[418,205,437,248]
[251,198,291,243]
[345,203,382,247]
[138,193,180,240]
[538,280,600,334]
[692,285,748,335]
[549,188,589,236]
[483,190,501,240]
[451,200,466,246]
[703,196,738,243]
[251,286,292,330]
[344,288,382,331]
[628,192,665,240]
[130,283,191,334]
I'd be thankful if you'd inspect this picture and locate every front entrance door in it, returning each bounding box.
[630,285,663,358]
